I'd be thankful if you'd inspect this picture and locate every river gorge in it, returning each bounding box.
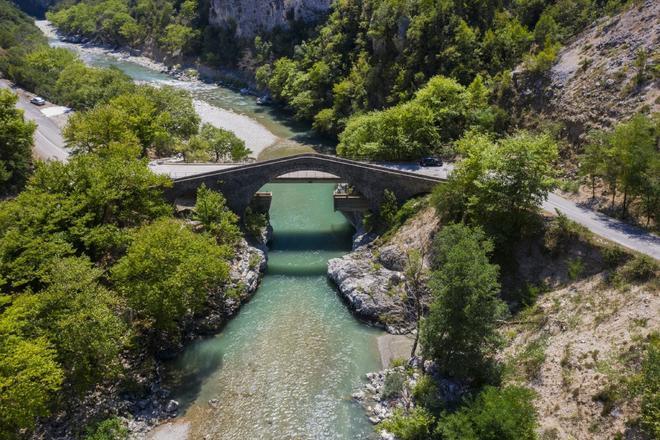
[38,21,388,440]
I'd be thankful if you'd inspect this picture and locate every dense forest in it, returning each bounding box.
[1,0,658,438]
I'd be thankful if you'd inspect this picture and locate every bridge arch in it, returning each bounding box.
[166,154,444,216]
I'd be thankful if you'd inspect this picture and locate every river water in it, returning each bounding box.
[38,23,385,439]
[165,184,382,439]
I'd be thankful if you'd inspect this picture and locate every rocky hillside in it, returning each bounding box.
[209,0,332,38]
[516,0,659,142]
[501,270,658,439]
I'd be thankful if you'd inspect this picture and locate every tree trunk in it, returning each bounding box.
[622,187,628,218]
[591,175,596,199]
[611,184,617,210]
[410,303,421,358]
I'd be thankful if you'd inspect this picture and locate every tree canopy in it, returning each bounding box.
[0,89,34,195]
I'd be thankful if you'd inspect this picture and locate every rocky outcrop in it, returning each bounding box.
[327,206,439,334]
[209,0,333,38]
[514,0,659,142]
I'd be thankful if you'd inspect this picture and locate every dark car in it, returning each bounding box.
[30,96,46,106]
[419,157,443,167]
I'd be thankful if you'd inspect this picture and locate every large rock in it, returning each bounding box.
[328,206,439,333]
[328,250,411,333]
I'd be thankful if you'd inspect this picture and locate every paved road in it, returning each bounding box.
[0,79,70,162]
[4,86,658,260]
[543,193,660,260]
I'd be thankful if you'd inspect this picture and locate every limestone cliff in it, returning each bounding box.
[209,0,332,38]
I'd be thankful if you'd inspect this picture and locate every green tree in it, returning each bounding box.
[1,257,128,392]
[434,131,558,241]
[609,114,656,217]
[194,184,241,245]
[111,218,232,335]
[0,154,171,284]
[64,86,199,157]
[0,335,63,436]
[421,223,505,381]
[0,89,35,195]
[199,123,250,162]
[54,64,134,109]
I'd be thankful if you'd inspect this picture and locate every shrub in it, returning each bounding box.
[518,337,548,380]
[244,207,268,239]
[382,370,406,399]
[620,255,658,282]
[412,375,442,412]
[567,257,584,281]
[524,42,561,75]
[380,407,435,440]
[544,211,590,255]
[602,246,629,269]
[84,417,128,440]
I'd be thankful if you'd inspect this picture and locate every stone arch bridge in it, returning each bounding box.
[166,154,445,216]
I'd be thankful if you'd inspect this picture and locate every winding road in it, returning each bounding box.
[5,80,658,260]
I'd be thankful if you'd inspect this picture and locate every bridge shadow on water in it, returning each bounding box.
[268,230,353,252]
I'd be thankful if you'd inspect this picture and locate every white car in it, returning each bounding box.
[30,96,46,106]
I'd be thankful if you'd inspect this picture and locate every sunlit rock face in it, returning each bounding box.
[209,0,332,38]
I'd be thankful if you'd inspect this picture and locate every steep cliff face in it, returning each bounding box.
[209,0,332,38]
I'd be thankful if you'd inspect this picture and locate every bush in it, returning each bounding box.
[380,407,435,440]
[620,255,658,282]
[438,386,537,440]
[602,246,629,269]
[544,211,590,255]
[84,417,128,440]
[567,257,584,281]
[244,207,268,239]
[517,337,548,380]
[524,42,560,75]
[382,370,406,399]
[412,375,442,412]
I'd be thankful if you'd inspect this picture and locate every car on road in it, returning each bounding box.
[30,96,46,106]
[419,156,443,167]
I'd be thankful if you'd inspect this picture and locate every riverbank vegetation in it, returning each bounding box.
[0,100,249,438]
